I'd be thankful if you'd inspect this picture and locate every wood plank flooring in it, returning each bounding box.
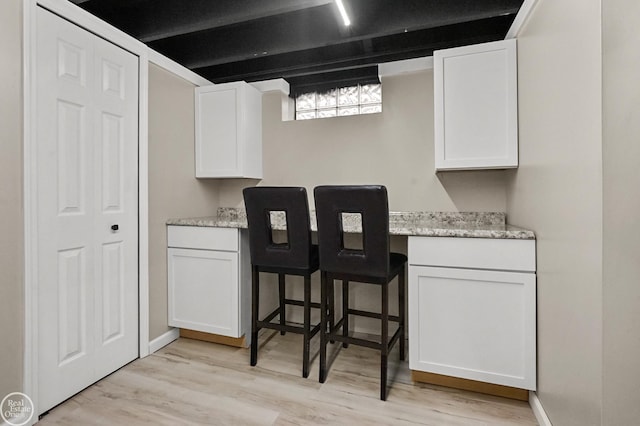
[40,332,537,425]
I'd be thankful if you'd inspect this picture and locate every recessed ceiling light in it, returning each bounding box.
[335,0,351,26]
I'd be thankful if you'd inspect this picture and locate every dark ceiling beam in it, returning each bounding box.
[287,67,381,98]
[148,0,522,70]
[148,6,342,69]
[75,0,335,42]
[192,15,515,84]
[339,0,521,36]
[77,0,156,35]
[135,0,335,42]
[71,0,524,85]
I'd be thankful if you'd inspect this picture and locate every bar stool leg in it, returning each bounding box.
[251,266,260,367]
[342,280,349,348]
[381,282,389,401]
[398,268,406,361]
[278,273,286,335]
[302,274,311,378]
[328,278,335,343]
[319,271,328,383]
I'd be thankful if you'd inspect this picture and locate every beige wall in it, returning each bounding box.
[602,0,640,423]
[219,70,508,212]
[218,71,509,333]
[506,0,603,424]
[0,0,24,399]
[148,64,221,340]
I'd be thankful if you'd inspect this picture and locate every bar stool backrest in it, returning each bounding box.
[314,185,390,278]
[243,186,313,271]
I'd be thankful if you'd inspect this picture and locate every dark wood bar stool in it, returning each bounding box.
[314,185,406,400]
[243,186,322,378]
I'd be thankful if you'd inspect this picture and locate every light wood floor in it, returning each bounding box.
[40,332,538,425]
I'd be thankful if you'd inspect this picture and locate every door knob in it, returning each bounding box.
[111,224,119,231]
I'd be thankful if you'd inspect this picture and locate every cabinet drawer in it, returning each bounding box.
[168,225,238,252]
[408,236,535,272]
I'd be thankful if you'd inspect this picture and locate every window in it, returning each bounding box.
[295,83,382,120]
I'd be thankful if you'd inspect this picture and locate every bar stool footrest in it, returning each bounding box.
[345,308,400,323]
[257,306,323,337]
[284,299,322,309]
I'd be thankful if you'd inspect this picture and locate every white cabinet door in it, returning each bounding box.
[168,248,240,337]
[408,265,536,390]
[434,39,518,171]
[195,82,262,178]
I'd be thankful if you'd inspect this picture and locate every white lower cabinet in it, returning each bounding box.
[408,237,536,390]
[167,226,251,344]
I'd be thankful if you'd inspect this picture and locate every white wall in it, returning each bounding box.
[602,0,640,423]
[0,0,24,400]
[148,64,221,340]
[506,0,603,424]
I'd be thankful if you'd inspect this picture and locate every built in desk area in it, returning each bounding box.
[166,208,536,400]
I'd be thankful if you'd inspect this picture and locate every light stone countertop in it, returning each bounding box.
[168,208,534,240]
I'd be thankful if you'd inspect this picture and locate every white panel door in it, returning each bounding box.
[92,29,139,381]
[36,7,139,413]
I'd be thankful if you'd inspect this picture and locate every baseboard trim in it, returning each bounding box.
[148,328,180,354]
[529,391,552,426]
[411,370,529,401]
[179,329,246,348]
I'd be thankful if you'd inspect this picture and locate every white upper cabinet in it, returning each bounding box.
[195,82,263,178]
[434,39,518,171]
